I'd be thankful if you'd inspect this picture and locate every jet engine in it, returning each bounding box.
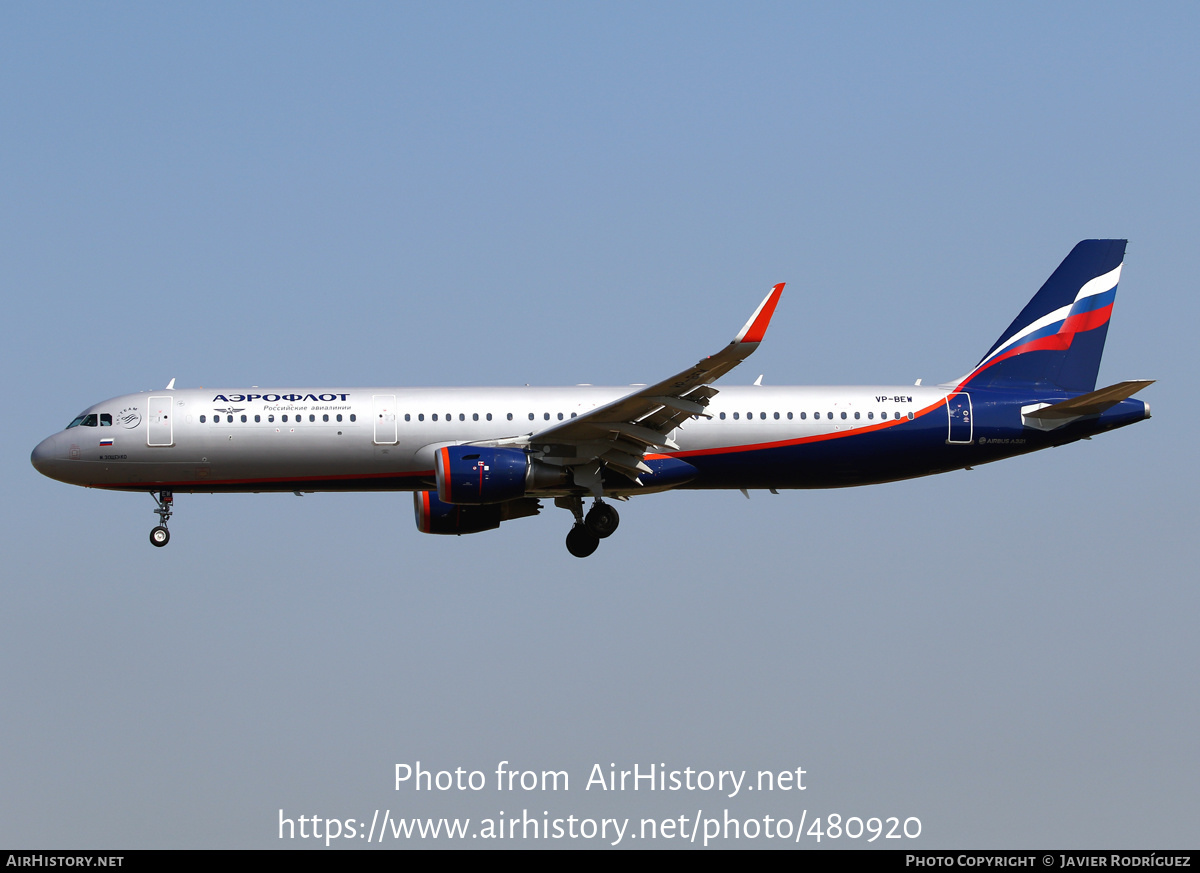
[435,445,530,504]
[414,490,541,535]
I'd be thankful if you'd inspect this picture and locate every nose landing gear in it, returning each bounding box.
[556,495,620,557]
[149,490,173,547]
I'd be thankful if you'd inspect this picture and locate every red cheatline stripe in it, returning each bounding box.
[654,398,946,459]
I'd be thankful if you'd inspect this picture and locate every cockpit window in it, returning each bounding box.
[67,414,98,428]
[100,413,112,426]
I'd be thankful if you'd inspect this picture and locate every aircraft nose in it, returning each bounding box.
[31,434,60,476]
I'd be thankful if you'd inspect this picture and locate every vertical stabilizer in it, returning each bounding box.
[963,239,1126,392]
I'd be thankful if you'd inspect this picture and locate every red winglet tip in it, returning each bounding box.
[737,283,785,344]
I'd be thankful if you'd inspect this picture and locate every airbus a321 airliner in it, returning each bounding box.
[32,240,1151,557]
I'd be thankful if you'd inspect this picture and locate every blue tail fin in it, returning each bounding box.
[961,239,1126,392]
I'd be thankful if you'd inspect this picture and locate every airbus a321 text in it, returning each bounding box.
[32,240,1152,557]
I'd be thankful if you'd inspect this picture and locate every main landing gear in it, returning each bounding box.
[557,496,620,558]
[149,490,173,547]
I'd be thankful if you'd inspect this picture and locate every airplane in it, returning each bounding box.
[31,239,1152,558]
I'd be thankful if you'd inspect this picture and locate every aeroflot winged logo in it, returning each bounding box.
[212,393,351,402]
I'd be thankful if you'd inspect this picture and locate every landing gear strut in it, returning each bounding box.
[149,490,173,547]
[556,495,620,557]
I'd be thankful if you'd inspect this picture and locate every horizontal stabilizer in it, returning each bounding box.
[1022,380,1153,430]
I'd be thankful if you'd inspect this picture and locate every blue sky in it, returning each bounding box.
[2,2,1196,848]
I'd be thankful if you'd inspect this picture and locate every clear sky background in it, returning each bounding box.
[2,2,1197,849]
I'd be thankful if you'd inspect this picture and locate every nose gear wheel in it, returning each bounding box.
[149,490,174,547]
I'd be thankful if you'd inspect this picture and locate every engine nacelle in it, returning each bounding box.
[436,446,530,504]
[414,490,541,535]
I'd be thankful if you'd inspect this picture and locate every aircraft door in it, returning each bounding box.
[946,392,973,444]
[147,396,174,446]
[373,394,398,444]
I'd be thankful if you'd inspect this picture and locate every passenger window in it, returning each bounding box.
[507,413,513,421]
[840,412,847,420]
[472,413,478,421]
[773,412,779,420]
[719,412,726,420]
[460,413,465,421]
[544,412,550,420]
[907,411,914,420]
[486,413,492,421]
[432,414,438,421]
[854,412,860,420]
[349,414,356,422]
[338,414,344,422]
[282,415,288,423]
[760,412,766,420]
[570,412,576,418]
[323,414,329,422]
[557,412,564,420]
[227,415,234,423]
[268,415,274,423]
[418,414,424,421]
[733,412,739,420]
[309,415,315,422]
[200,415,207,423]
[787,412,793,420]
[528,413,534,421]
[827,412,833,420]
[868,412,874,420]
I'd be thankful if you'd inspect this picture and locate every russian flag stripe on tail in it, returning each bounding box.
[963,240,1126,393]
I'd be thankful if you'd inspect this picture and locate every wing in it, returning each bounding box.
[528,283,785,482]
